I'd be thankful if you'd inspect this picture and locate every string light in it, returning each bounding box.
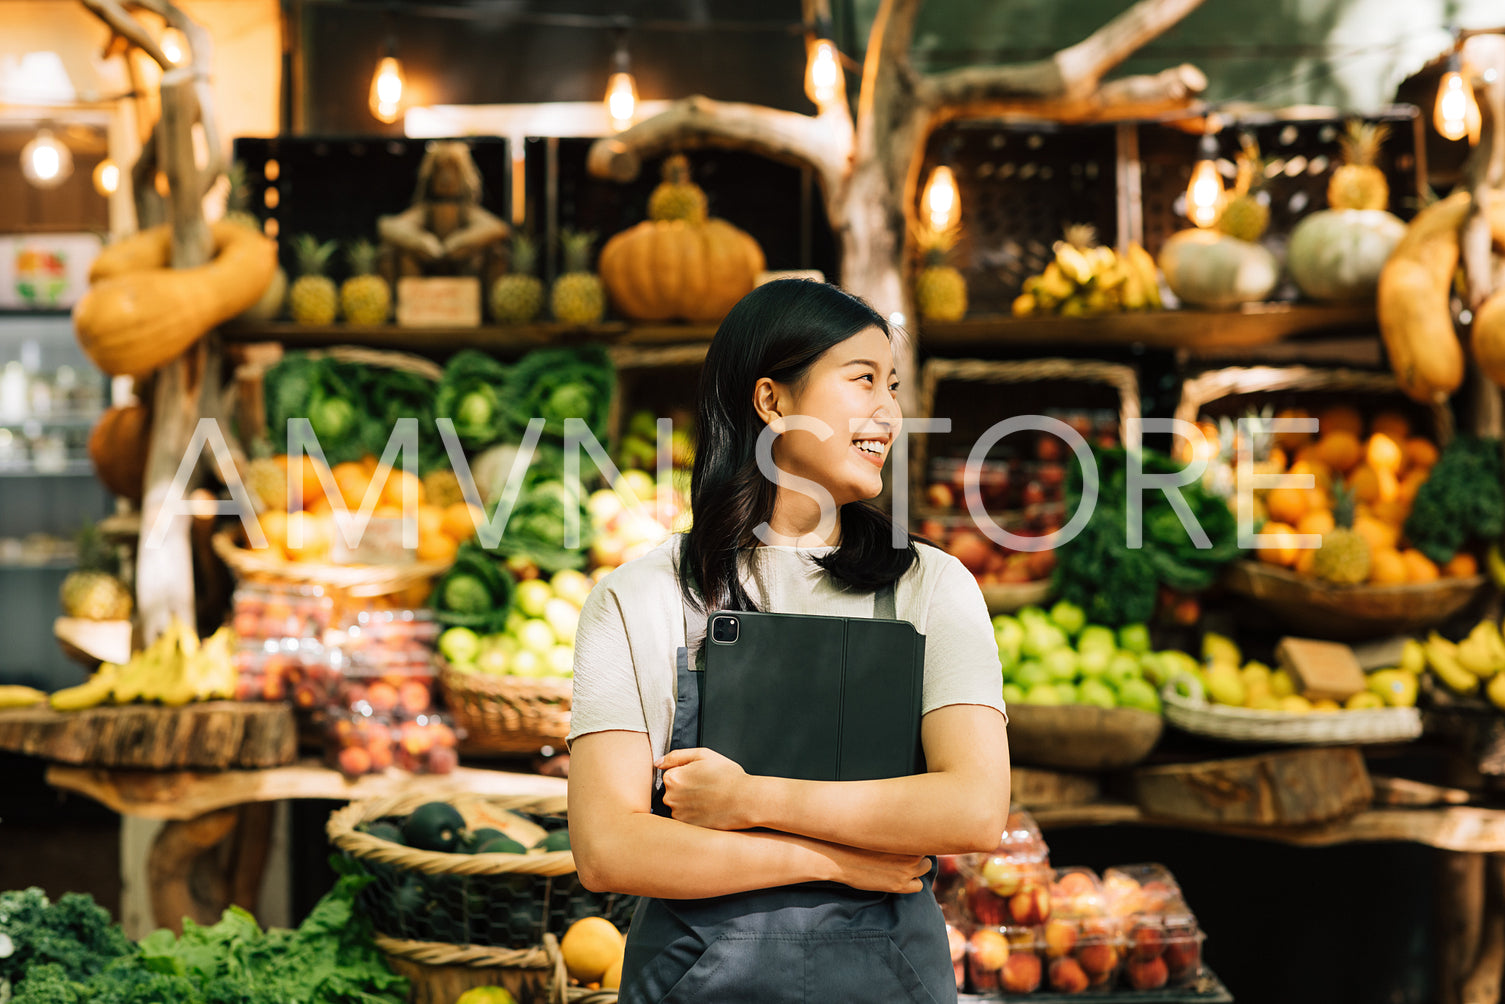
[369,46,406,124]
[921,165,960,234]
[805,37,842,107]
[159,27,188,65]
[605,23,637,132]
[93,159,119,196]
[1186,130,1224,228]
[1433,49,1482,144]
[21,129,72,189]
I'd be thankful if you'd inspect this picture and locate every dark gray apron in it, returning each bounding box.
[617,582,955,1004]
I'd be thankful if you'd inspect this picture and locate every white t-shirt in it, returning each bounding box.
[568,535,1007,757]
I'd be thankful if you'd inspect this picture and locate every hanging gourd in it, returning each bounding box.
[1376,191,1472,404]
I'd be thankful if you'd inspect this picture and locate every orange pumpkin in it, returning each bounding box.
[74,221,278,377]
[88,403,151,502]
[598,218,765,323]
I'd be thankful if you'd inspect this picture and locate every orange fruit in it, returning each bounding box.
[1401,549,1440,583]
[285,455,330,510]
[1354,515,1399,553]
[1317,404,1364,439]
[1370,498,1411,527]
[254,509,289,555]
[360,454,381,475]
[372,504,405,520]
[1267,446,1289,472]
[442,502,484,542]
[1314,431,1363,474]
[332,461,374,511]
[417,531,460,563]
[1404,437,1439,470]
[1349,464,1398,505]
[1256,521,1301,567]
[382,468,424,509]
[1370,411,1412,444]
[306,495,335,517]
[1368,548,1407,585]
[1288,458,1333,497]
[1294,547,1317,576]
[1295,508,1335,537]
[1266,487,1313,525]
[1398,468,1428,504]
[1273,408,1315,451]
[1365,433,1404,474]
[283,511,333,562]
[1443,552,1479,578]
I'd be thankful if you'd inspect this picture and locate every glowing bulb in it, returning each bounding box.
[805,38,842,107]
[922,165,960,234]
[605,71,638,132]
[20,130,72,189]
[369,55,405,124]
[1433,70,1481,144]
[93,159,119,196]
[160,27,187,65]
[1186,159,1224,228]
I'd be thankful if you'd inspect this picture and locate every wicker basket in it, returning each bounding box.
[1161,674,1422,746]
[373,931,619,1004]
[1005,703,1163,770]
[328,791,635,951]
[439,659,574,756]
[604,342,708,449]
[980,579,1054,615]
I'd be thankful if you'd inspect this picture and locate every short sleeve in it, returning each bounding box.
[567,581,649,747]
[920,556,1008,722]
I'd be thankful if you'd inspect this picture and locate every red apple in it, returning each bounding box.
[918,519,946,544]
[1125,956,1169,990]
[1022,481,1047,506]
[999,952,1042,993]
[966,881,1010,927]
[1037,462,1066,488]
[1037,435,1064,461]
[1048,957,1090,994]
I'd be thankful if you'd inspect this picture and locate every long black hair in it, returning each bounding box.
[678,279,918,613]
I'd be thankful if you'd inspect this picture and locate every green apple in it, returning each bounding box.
[1137,652,1171,688]
[614,468,657,504]
[1078,646,1113,678]
[515,579,555,619]
[1021,621,1069,660]
[994,617,1024,670]
[545,644,576,678]
[476,647,510,675]
[438,626,481,665]
[1106,651,1143,688]
[543,598,580,645]
[509,648,545,678]
[481,632,518,657]
[1078,678,1117,710]
[550,568,594,608]
[1077,625,1117,658]
[1014,660,1050,690]
[1021,683,1063,706]
[1055,682,1080,704]
[1117,623,1151,655]
[516,618,558,656]
[1048,600,1086,638]
[1001,683,1026,707]
[1016,605,1049,629]
[1116,677,1162,713]
[1042,647,1079,683]
[506,611,527,637]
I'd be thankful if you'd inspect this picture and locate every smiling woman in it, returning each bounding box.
[566,279,1010,1004]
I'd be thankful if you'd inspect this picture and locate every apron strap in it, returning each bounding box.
[874,579,896,620]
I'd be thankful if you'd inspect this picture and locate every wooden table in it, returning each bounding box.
[46,760,567,934]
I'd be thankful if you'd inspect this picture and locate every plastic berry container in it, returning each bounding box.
[1102,863,1188,918]
[957,811,1053,927]
[322,709,400,778]
[1043,915,1126,993]
[966,924,1043,995]
[391,713,461,775]
[230,581,333,642]
[1050,866,1109,920]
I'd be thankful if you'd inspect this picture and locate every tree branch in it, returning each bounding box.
[586,95,853,197]
[80,0,171,67]
[927,64,1207,126]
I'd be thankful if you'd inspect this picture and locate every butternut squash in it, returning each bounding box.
[1473,288,1505,389]
[88,402,151,502]
[1376,191,1471,404]
[88,225,174,283]
[74,221,278,377]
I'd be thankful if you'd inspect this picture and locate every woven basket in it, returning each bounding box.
[439,659,574,756]
[604,342,709,449]
[979,579,1054,616]
[374,932,620,1004]
[1161,674,1422,746]
[328,791,636,951]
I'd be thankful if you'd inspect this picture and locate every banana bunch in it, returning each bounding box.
[0,685,47,709]
[1013,225,1162,318]
[1422,621,1505,711]
[50,619,238,712]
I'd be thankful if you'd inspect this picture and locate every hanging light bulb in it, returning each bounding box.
[369,48,406,124]
[805,37,843,107]
[921,165,960,234]
[159,27,188,65]
[1186,131,1224,228]
[21,129,73,189]
[605,26,638,133]
[1434,51,1482,144]
[93,159,119,196]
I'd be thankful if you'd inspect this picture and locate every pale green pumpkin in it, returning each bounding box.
[1158,228,1279,308]
[1287,209,1405,302]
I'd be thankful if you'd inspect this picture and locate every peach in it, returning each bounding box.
[999,952,1042,994]
[1048,957,1090,994]
[398,679,432,715]
[337,745,371,777]
[1008,884,1051,926]
[1043,920,1078,958]
[946,924,967,964]
[966,882,1009,927]
[1129,922,1164,961]
[968,928,1009,971]
[980,857,1025,897]
[1125,956,1169,990]
[1055,871,1096,898]
[1076,941,1120,977]
[1164,933,1201,976]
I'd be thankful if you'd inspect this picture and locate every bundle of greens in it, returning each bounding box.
[1053,447,1242,626]
[263,353,441,470]
[1404,435,1505,565]
[485,475,595,574]
[435,350,512,451]
[335,360,446,474]
[6,872,407,1004]
[431,542,516,633]
[503,345,615,443]
[0,887,131,989]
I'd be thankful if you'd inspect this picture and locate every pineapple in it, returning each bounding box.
[60,524,132,621]
[339,239,391,325]
[1215,135,1270,243]
[246,455,288,511]
[647,154,709,223]
[489,233,545,323]
[289,235,338,325]
[1312,484,1372,584]
[550,229,605,325]
[1328,119,1390,211]
[423,469,465,509]
[914,224,967,322]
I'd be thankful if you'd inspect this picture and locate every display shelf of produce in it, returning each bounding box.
[921,302,1377,353]
[221,320,721,354]
[960,965,1232,1001]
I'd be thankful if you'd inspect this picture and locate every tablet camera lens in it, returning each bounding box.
[712,616,739,644]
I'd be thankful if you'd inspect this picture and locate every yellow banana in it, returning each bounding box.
[1012,293,1037,317]
[50,664,120,712]
[1481,620,1505,670]
[1037,262,1075,301]
[1456,631,1498,677]
[1399,638,1427,675]
[0,685,47,709]
[1054,243,1094,285]
[1426,633,1480,695]
[1488,542,1505,590]
[1488,671,1505,712]
[1125,243,1163,310]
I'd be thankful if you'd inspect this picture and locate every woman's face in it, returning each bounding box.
[755,326,902,510]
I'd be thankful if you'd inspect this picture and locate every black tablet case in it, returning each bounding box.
[699,610,926,782]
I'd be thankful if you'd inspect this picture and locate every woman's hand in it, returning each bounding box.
[656,747,756,830]
[815,841,932,895]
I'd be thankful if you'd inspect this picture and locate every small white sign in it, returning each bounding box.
[396,276,482,327]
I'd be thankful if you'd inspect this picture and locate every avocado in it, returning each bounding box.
[474,834,528,855]
[534,829,571,852]
[461,827,507,853]
[363,820,404,844]
[402,802,467,853]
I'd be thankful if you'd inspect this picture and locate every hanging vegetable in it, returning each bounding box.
[1376,191,1471,404]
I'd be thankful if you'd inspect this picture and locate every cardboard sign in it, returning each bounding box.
[396,276,481,327]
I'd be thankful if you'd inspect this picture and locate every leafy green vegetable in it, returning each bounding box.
[435,350,512,451]
[334,360,445,474]
[0,887,131,988]
[431,542,516,633]
[485,477,593,574]
[1403,435,1505,565]
[1053,447,1241,626]
[503,345,614,443]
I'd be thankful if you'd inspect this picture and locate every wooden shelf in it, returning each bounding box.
[221,320,718,355]
[919,302,1379,354]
